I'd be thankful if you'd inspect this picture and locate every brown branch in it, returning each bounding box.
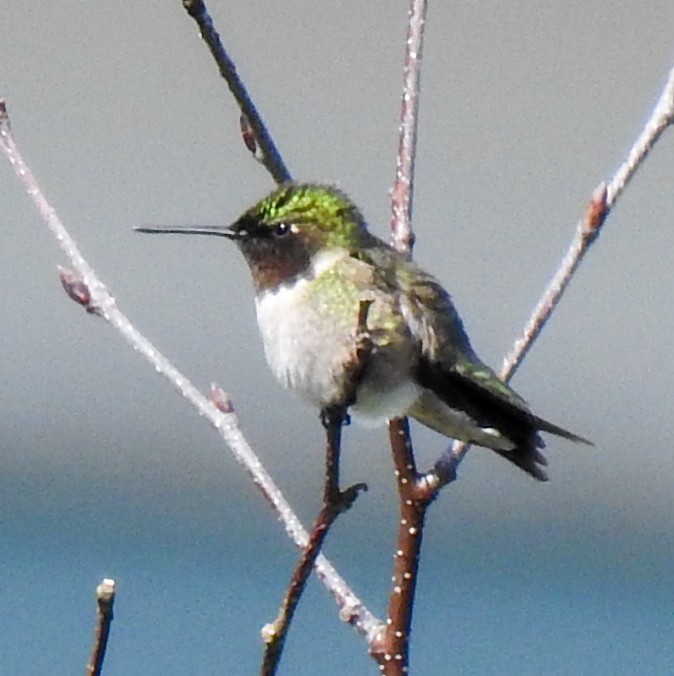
[374,1,429,673]
[370,418,437,673]
[260,302,372,675]
[181,0,291,185]
[85,578,116,676]
[261,408,365,675]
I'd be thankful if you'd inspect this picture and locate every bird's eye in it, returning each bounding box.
[273,222,292,237]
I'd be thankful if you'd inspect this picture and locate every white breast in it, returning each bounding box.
[254,251,350,406]
[254,249,421,421]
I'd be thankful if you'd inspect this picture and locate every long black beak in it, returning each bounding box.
[135,225,239,239]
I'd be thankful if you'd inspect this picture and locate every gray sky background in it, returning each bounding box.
[1,2,673,674]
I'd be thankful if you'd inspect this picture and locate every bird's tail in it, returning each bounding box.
[414,360,592,481]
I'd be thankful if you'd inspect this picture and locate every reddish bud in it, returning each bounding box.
[59,267,97,314]
[240,113,258,156]
[210,383,234,413]
[582,182,608,242]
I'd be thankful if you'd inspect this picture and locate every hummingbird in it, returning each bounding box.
[138,183,590,480]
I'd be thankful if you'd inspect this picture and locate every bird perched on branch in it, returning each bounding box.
[138,183,590,480]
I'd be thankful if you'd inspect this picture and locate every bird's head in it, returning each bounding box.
[137,183,370,292]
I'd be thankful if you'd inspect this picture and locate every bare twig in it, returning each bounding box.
[435,185,609,480]
[371,418,436,673]
[605,65,674,206]
[438,63,674,478]
[374,1,429,673]
[0,98,381,646]
[85,578,116,676]
[389,0,427,256]
[261,301,373,675]
[500,184,609,380]
[181,0,291,185]
[505,65,674,375]
[261,407,363,675]
[178,4,391,661]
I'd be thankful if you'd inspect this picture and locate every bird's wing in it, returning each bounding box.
[357,241,589,480]
[401,269,590,442]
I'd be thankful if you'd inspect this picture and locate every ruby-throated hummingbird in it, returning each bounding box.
[138,183,590,480]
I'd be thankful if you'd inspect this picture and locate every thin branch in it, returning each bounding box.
[261,301,373,675]
[85,578,116,676]
[606,65,674,206]
[499,183,608,380]
[181,0,291,185]
[374,2,429,673]
[0,99,381,646]
[436,63,674,481]
[389,0,428,256]
[261,408,365,675]
[371,418,436,673]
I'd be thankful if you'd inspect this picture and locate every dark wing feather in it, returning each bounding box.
[415,353,592,480]
[356,237,591,480]
[415,359,548,480]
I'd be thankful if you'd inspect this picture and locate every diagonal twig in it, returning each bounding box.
[436,63,674,481]
[261,407,366,675]
[0,97,382,646]
[181,0,291,185]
